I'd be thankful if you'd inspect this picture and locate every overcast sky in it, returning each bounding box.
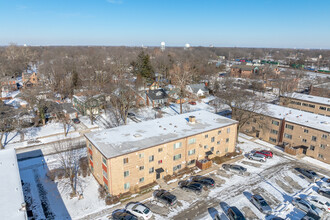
[1,0,329,48]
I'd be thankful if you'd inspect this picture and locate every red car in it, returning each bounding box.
[255,150,273,158]
[189,101,197,105]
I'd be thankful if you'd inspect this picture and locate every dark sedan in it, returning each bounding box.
[112,209,138,220]
[189,175,215,188]
[152,189,177,206]
[178,180,203,194]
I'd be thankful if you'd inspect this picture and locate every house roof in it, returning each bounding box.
[248,103,330,132]
[188,84,209,94]
[0,149,27,220]
[146,89,168,101]
[85,110,238,159]
[281,92,330,106]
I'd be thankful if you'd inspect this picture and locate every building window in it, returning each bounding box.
[88,143,92,150]
[139,153,144,158]
[205,134,208,138]
[188,138,196,144]
[216,150,220,154]
[173,154,181,161]
[158,160,163,164]
[139,166,144,171]
[217,141,220,145]
[302,139,307,143]
[204,145,208,149]
[322,134,327,139]
[284,133,292,139]
[188,149,195,155]
[226,138,229,143]
[124,182,130,190]
[124,171,129,177]
[270,129,278,135]
[308,104,315,108]
[158,148,163,153]
[149,167,154,174]
[187,160,196,165]
[103,170,108,179]
[139,177,144,183]
[149,155,154,162]
[318,154,324,159]
[173,142,182,150]
[304,129,309,133]
[327,107,330,112]
[272,120,279,126]
[227,128,230,133]
[225,147,228,153]
[312,136,317,141]
[173,164,181,172]
[320,144,326,150]
[285,124,294,130]
[218,130,221,135]
[211,137,215,142]
[302,103,308,107]
[123,158,129,164]
[211,147,214,152]
[102,157,107,165]
[319,106,326,110]
[310,145,315,151]
[89,154,93,161]
[269,137,276,143]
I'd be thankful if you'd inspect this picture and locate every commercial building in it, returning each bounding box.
[279,93,330,117]
[234,103,330,164]
[0,149,27,220]
[84,110,238,195]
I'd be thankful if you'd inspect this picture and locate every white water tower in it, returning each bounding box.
[184,43,191,50]
[160,41,165,51]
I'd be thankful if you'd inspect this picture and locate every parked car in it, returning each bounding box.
[301,211,321,220]
[222,164,247,175]
[292,197,322,216]
[189,175,215,188]
[127,112,135,117]
[306,196,330,212]
[188,101,197,105]
[248,153,267,162]
[226,206,246,220]
[317,188,330,199]
[250,194,272,214]
[125,202,152,220]
[255,150,273,158]
[178,180,203,194]
[320,182,330,189]
[72,118,80,124]
[112,209,138,220]
[295,168,321,182]
[152,189,177,206]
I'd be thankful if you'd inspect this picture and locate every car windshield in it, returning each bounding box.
[310,204,317,210]
[260,200,268,206]
[326,202,330,206]
[143,208,150,214]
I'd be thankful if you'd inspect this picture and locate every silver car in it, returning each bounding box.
[250,194,272,214]
[222,164,247,175]
[292,197,322,216]
[248,153,266,162]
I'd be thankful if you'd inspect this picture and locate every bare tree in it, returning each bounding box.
[0,103,17,149]
[53,140,84,197]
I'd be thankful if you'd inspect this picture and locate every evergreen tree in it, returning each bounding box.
[131,51,154,81]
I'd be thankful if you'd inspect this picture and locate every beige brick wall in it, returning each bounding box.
[279,97,330,116]
[87,123,238,195]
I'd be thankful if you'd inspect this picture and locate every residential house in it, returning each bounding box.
[186,84,209,97]
[280,93,330,117]
[73,92,105,116]
[84,111,238,195]
[310,82,330,98]
[234,103,330,164]
[146,89,168,108]
[230,64,261,78]
[22,71,38,87]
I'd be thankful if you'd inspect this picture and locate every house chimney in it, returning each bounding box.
[189,116,196,124]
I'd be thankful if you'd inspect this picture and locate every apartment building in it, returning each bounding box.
[84,110,238,195]
[235,103,330,164]
[280,93,330,117]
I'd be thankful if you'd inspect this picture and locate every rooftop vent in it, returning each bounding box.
[189,116,196,124]
[133,134,142,138]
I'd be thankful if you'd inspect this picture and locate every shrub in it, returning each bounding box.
[105,195,119,205]
[79,157,89,177]
[98,185,107,199]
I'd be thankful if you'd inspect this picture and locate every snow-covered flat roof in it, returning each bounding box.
[257,104,330,132]
[85,110,238,159]
[0,149,27,220]
[282,92,330,106]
